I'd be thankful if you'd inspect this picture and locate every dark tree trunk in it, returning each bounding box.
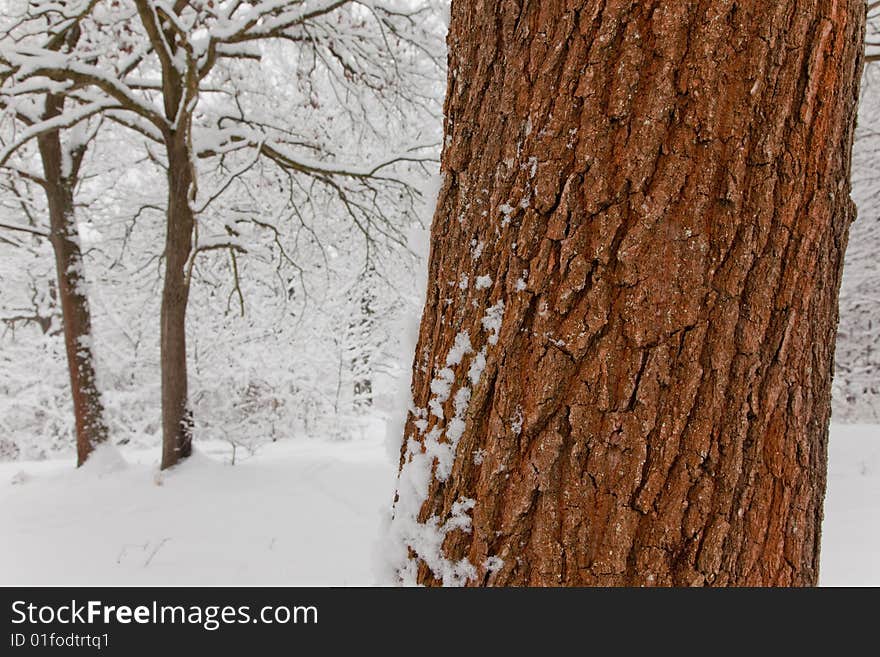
[159,130,195,469]
[37,94,109,467]
[391,0,865,586]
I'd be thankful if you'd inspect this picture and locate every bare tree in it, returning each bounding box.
[0,4,110,466]
[1,0,441,468]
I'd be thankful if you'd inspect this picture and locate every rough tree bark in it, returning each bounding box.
[37,93,110,467]
[392,0,865,586]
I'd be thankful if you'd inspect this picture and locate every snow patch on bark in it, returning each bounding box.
[499,203,514,227]
[483,555,504,574]
[390,484,477,586]
[428,368,455,419]
[388,327,491,586]
[468,347,486,385]
[427,331,472,419]
[388,287,510,585]
[511,406,523,435]
[388,417,479,585]
[482,300,505,345]
[446,331,472,366]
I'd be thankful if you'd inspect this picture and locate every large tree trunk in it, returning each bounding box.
[391,0,865,586]
[37,95,109,467]
[159,130,195,470]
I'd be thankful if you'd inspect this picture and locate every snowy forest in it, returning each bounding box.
[1,0,878,587]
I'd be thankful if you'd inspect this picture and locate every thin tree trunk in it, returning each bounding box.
[391,0,865,586]
[140,0,199,470]
[159,131,195,470]
[37,95,109,467]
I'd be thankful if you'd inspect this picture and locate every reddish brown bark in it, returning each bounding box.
[394,0,865,586]
[37,93,110,467]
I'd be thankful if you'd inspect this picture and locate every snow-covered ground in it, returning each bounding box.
[0,430,396,586]
[819,424,880,586]
[0,423,877,586]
